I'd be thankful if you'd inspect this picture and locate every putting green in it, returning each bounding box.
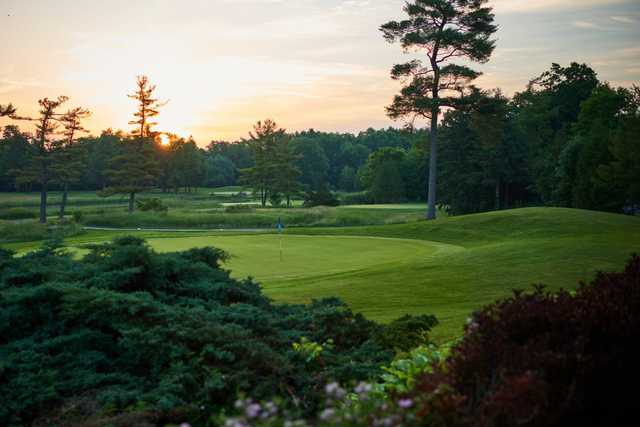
[145,234,459,283]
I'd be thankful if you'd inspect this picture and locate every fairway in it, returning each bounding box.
[4,207,639,342]
[141,207,639,342]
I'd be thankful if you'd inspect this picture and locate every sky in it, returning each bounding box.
[1,0,639,144]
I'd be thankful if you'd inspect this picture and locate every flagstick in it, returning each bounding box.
[279,233,283,262]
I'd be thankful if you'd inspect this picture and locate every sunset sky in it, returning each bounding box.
[1,0,639,144]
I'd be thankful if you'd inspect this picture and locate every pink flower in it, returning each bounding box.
[398,398,413,408]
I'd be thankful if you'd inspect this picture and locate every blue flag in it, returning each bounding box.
[276,217,284,233]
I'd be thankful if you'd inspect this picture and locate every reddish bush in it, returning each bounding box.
[411,255,640,427]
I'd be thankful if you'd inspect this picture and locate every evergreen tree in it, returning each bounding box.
[272,136,302,207]
[15,96,69,223]
[102,138,159,213]
[101,76,163,212]
[381,0,497,219]
[240,120,283,207]
[51,107,91,219]
[0,126,30,192]
[128,75,165,139]
[0,103,16,117]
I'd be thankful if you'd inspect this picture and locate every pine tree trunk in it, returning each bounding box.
[39,184,47,224]
[59,183,68,220]
[426,109,439,220]
[128,192,135,214]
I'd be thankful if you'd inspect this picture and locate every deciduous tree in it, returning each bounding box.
[240,119,284,207]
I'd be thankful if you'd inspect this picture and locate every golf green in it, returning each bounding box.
[145,234,457,283]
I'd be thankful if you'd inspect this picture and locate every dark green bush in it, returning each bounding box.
[72,210,84,223]
[136,198,168,212]
[0,237,394,426]
[303,185,339,207]
[375,314,438,352]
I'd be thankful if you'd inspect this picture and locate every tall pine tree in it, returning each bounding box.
[0,104,16,117]
[381,0,497,219]
[15,96,69,223]
[102,76,163,213]
[51,107,91,220]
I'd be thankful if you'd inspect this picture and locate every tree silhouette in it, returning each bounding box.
[0,104,16,117]
[128,75,165,139]
[51,107,91,219]
[15,96,69,223]
[241,119,284,207]
[381,0,497,219]
[101,76,163,213]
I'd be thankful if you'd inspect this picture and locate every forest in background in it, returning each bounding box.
[1,62,638,217]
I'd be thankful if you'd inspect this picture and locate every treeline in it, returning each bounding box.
[213,62,640,214]
[1,63,638,219]
[438,63,640,215]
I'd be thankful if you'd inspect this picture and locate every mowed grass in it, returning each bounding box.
[146,235,450,283]
[3,207,637,342]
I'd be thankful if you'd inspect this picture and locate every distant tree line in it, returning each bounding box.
[1,64,638,219]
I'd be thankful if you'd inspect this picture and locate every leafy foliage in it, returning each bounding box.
[0,237,398,426]
[375,314,438,353]
[136,197,168,212]
[302,184,340,207]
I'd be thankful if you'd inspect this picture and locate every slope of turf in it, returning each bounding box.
[280,208,639,340]
[2,207,637,341]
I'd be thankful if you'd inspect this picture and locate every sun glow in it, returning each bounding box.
[159,134,170,146]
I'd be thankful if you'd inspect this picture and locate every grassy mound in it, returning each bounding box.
[282,208,639,339]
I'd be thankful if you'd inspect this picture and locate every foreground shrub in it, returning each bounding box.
[0,237,397,426]
[432,254,640,426]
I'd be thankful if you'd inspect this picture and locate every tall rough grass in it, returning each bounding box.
[82,207,425,229]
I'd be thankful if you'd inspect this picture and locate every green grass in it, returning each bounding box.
[78,206,425,229]
[0,190,427,228]
[4,207,637,342]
